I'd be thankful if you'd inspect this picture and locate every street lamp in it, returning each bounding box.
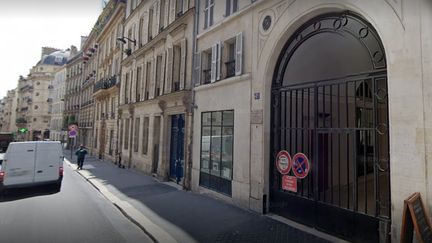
[116,37,136,46]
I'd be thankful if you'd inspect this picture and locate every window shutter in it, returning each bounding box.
[165,47,173,93]
[131,68,136,102]
[160,52,166,94]
[169,0,176,25]
[182,0,189,13]
[143,12,149,45]
[153,1,160,38]
[211,44,217,82]
[180,39,187,90]
[235,32,243,76]
[150,59,156,99]
[216,41,221,81]
[193,52,201,86]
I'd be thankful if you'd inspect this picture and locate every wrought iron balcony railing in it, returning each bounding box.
[93,76,117,93]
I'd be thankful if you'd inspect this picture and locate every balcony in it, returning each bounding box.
[93,76,117,94]
[16,117,27,124]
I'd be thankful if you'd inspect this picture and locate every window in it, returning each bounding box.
[145,62,152,100]
[225,0,238,16]
[200,110,234,195]
[155,55,163,96]
[34,105,38,110]
[148,8,154,41]
[124,119,130,150]
[172,45,181,91]
[134,118,140,152]
[142,117,149,155]
[36,92,39,96]
[124,73,129,103]
[176,0,183,17]
[160,0,166,30]
[202,50,212,84]
[204,0,214,29]
[136,67,141,102]
[224,41,236,78]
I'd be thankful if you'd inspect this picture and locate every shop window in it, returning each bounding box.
[200,110,234,195]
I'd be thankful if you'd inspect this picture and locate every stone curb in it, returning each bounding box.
[64,158,177,243]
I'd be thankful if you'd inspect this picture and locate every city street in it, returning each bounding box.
[0,163,152,243]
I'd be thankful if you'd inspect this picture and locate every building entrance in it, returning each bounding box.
[270,13,390,242]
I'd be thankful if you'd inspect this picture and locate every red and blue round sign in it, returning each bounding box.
[292,153,310,179]
[275,150,292,175]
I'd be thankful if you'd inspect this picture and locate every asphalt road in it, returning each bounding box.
[0,164,153,243]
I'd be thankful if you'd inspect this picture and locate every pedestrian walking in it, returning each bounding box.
[75,144,88,170]
[117,151,125,169]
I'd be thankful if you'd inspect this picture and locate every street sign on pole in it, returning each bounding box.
[68,130,77,138]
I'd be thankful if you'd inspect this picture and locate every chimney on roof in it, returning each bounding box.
[70,45,78,56]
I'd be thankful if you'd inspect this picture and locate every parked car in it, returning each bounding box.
[0,141,64,193]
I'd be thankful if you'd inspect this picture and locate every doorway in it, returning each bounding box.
[270,12,390,242]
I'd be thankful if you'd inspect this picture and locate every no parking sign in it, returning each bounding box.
[292,153,310,179]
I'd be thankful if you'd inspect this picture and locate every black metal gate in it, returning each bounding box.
[270,13,390,243]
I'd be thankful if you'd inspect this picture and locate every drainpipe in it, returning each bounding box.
[184,0,200,190]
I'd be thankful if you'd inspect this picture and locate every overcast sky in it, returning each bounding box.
[0,0,105,98]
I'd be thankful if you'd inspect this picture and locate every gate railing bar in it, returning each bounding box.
[363,80,368,214]
[338,83,342,207]
[308,88,313,198]
[353,81,358,212]
[346,83,350,209]
[330,85,334,204]
[373,77,378,217]
[314,84,319,202]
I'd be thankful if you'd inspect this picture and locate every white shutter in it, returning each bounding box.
[182,0,189,13]
[216,41,221,81]
[160,52,166,93]
[165,48,173,93]
[235,32,243,76]
[169,0,176,24]
[211,44,217,82]
[179,39,187,90]
[143,12,149,45]
[193,52,201,86]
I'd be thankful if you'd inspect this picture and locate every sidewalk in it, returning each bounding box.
[64,150,340,243]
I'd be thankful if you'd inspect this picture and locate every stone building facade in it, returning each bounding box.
[15,47,70,141]
[119,0,194,186]
[49,66,67,142]
[93,0,125,162]
[0,89,18,133]
[64,51,84,148]
[191,0,432,242]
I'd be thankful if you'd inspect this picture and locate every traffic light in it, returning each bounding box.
[19,128,28,133]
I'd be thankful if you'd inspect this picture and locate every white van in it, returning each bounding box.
[0,141,64,192]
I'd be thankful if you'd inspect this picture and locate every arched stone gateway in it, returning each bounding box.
[270,12,390,242]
